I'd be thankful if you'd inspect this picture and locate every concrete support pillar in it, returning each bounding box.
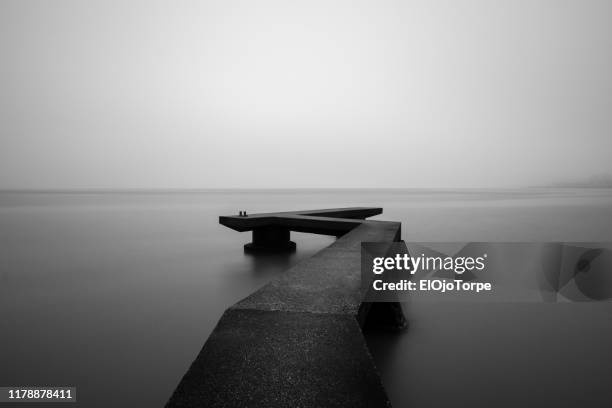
[244,226,297,253]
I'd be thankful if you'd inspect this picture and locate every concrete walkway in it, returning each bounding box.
[166,208,404,407]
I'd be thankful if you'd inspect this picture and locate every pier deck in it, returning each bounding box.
[166,208,404,408]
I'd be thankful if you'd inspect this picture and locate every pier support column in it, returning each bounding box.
[244,226,297,253]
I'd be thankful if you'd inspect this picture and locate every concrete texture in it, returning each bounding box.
[234,222,400,315]
[166,208,404,407]
[166,309,391,408]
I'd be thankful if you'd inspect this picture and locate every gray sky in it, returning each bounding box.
[1,0,611,189]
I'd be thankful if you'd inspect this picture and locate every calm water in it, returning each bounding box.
[1,189,611,407]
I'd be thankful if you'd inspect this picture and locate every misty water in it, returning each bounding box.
[1,189,612,407]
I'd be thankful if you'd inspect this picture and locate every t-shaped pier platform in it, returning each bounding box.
[219,207,383,253]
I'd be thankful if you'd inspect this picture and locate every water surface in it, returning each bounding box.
[1,189,611,407]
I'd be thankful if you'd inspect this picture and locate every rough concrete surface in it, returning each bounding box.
[166,208,403,407]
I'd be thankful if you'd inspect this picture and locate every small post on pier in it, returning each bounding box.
[244,226,297,253]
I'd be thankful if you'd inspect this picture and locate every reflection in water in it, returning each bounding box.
[247,252,294,278]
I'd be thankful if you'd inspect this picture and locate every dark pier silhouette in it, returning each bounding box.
[220,207,384,253]
[166,207,406,408]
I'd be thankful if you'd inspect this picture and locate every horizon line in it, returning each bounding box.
[1,186,610,194]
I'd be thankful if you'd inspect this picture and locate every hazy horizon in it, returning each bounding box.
[1,1,611,190]
[2,184,612,193]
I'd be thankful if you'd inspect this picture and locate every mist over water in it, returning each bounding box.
[1,189,611,407]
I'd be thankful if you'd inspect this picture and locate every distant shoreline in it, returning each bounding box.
[1,186,612,194]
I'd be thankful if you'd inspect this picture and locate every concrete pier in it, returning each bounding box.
[220,207,384,252]
[167,207,406,408]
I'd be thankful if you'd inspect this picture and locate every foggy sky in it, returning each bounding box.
[1,0,611,189]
